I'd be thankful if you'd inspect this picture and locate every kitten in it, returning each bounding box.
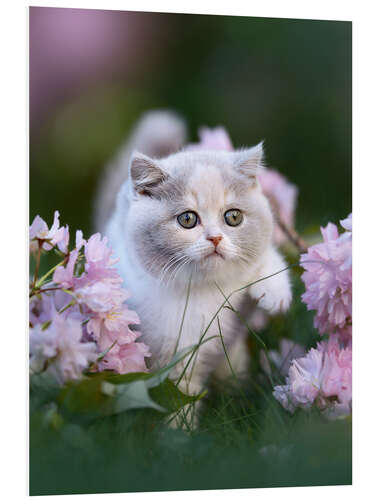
[96,111,292,421]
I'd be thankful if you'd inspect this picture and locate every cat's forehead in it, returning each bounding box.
[185,165,228,208]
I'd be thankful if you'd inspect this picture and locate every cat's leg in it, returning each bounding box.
[248,246,292,315]
[167,346,218,431]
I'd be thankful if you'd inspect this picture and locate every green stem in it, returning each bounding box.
[34,258,67,289]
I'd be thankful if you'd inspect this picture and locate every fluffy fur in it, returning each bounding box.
[97,111,292,410]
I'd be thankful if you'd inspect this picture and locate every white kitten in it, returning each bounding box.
[96,111,292,422]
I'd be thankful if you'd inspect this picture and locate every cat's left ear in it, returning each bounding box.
[129,151,168,196]
[234,141,264,179]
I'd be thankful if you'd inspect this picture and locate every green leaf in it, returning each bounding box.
[113,379,166,414]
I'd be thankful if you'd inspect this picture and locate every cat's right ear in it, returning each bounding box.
[129,151,168,196]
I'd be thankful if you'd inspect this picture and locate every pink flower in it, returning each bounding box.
[186,126,233,151]
[29,323,58,374]
[258,169,298,245]
[273,335,352,418]
[53,249,79,288]
[87,304,140,349]
[85,233,117,269]
[29,210,69,251]
[74,280,128,313]
[75,229,86,251]
[100,341,151,374]
[30,213,152,378]
[300,214,352,341]
[30,313,97,383]
[340,213,352,232]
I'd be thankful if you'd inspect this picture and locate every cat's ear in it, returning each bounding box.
[234,141,264,179]
[129,151,168,196]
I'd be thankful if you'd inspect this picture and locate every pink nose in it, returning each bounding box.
[207,235,223,247]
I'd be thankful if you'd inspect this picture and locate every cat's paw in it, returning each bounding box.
[250,272,292,315]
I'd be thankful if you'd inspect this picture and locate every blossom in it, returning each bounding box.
[300,214,352,340]
[258,169,298,245]
[340,213,352,232]
[30,313,97,383]
[30,323,58,374]
[74,280,128,313]
[87,305,140,348]
[186,126,233,151]
[53,249,79,288]
[260,338,306,378]
[30,212,152,380]
[100,341,151,374]
[186,126,298,245]
[273,335,352,418]
[29,210,69,251]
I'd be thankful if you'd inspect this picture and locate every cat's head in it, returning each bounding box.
[123,144,273,286]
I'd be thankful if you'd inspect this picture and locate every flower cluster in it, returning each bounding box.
[273,335,352,418]
[273,213,352,418]
[300,214,352,341]
[187,126,298,246]
[29,211,151,384]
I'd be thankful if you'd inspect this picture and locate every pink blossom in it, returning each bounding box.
[273,335,352,418]
[186,126,233,151]
[85,233,117,269]
[29,210,68,251]
[258,169,298,245]
[74,280,128,313]
[87,305,140,348]
[30,212,152,378]
[29,323,58,374]
[300,214,352,341]
[100,341,151,374]
[340,213,352,232]
[30,313,97,383]
[53,249,79,288]
[75,229,86,251]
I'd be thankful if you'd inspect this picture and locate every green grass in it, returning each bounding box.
[29,273,352,495]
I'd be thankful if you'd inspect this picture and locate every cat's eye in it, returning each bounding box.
[224,209,243,227]
[177,211,198,229]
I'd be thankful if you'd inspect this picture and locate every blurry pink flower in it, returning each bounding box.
[258,169,298,245]
[53,249,79,288]
[319,335,352,415]
[186,126,234,151]
[300,214,352,341]
[340,213,352,232]
[50,314,97,383]
[75,229,86,251]
[100,341,151,374]
[30,313,97,383]
[273,335,352,418]
[29,323,58,374]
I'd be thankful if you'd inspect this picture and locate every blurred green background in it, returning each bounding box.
[30,8,351,236]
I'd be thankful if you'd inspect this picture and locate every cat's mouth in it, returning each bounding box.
[205,249,224,260]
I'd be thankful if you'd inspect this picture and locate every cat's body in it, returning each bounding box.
[96,110,292,405]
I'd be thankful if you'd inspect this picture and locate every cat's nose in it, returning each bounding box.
[207,235,223,247]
